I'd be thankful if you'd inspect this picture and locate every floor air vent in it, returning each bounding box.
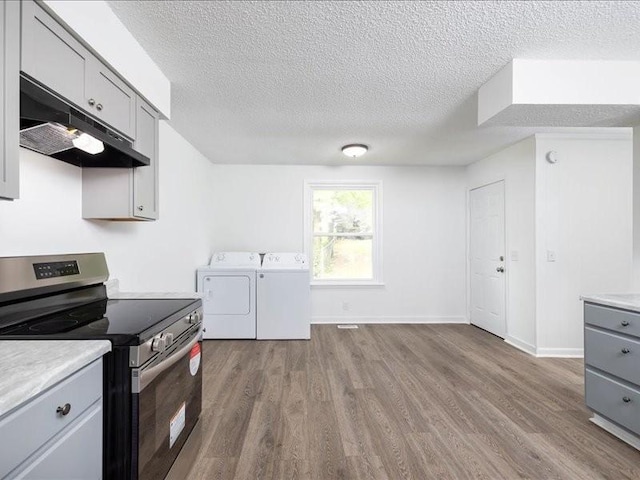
[337,325,358,329]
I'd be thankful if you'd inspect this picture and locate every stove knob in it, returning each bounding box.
[151,336,166,353]
[164,333,174,346]
[188,311,201,324]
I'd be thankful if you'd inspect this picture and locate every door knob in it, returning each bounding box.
[496,266,505,273]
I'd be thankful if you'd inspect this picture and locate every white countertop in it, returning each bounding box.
[111,291,202,299]
[0,340,111,417]
[581,294,640,313]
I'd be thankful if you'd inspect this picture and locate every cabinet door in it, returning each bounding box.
[21,0,89,109]
[133,97,159,219]
[86,57,136,139]
[0,0,20,200]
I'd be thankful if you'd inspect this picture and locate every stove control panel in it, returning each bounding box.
[129,306,203,368]
[33,261,80,280]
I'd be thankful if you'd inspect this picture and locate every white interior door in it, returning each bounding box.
[469,181,506,337]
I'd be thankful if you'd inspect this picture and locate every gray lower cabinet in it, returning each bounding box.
[21,0,136,140]
[0,359,103,479]
[584,303,640,447]
[82,96,159,220]
[0,0,20,200]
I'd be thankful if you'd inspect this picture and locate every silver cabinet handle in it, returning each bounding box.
[137,205,144,211]
[88,98,95,107]
[622,347,631,354]
[622,320,630,327]
[56,403,71,416]
[623,396,632,403]
[96,103,103,111]
[496,266,505,273]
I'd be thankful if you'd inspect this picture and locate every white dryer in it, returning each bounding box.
[196,252,260,339]
[257,252,311,340]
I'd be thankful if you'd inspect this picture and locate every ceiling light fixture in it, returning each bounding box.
[341,144,368,158]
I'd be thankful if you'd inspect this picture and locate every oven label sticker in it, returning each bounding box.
[169,402,186,449]
[189,343,201,376]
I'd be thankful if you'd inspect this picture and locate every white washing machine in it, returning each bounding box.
[257,252,311,340]
[196,252,260,339]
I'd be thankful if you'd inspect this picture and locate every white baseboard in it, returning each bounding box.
[535,347,584,358]
[311,315,469,325]
[504,336,537,356]
[591,414,640,451]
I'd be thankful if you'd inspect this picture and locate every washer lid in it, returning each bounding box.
[209,252,261,268]
[261,253,308,270]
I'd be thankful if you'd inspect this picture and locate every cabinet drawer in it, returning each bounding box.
[585,368,640,436]
[0,359,102,478]
[585,326,640,385]
[14,402,102,480]
[585,303,640,339]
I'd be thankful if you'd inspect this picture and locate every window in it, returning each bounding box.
[305,181,382,285]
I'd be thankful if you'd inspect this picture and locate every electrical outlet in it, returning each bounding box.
[342,301,350,311]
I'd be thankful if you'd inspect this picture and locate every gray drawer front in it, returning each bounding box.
[585,303,640,339]
[585,368,640,436]
[14,402,102,480]
[0,359,102,478]
[585,326,640,385]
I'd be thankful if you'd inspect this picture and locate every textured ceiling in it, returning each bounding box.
[107,0,640,166]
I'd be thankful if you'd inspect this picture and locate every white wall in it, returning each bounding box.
[466,137,537,353]
[0,122,214,291]
[209,165,468,323]
[535,133,634,356]
[633,127,640,289]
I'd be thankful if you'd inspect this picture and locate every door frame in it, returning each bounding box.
[466,178,508,338]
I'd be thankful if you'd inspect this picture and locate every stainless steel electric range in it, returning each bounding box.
[0,253,203,480]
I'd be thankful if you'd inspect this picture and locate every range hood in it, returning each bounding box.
[19,75,150,168]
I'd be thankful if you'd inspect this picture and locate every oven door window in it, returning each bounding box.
[133,330,202,480]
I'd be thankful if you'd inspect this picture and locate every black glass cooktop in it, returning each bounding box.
[0,286,200,346]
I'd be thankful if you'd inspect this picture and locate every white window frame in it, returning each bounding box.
[304,180,383,286]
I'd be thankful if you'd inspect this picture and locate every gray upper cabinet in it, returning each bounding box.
[21,0,90,111]
[86,57,136,139]
[0,0,20,200]
[133,97,159,219]
[82,95,159,221]
[19,0,162,220]
[21,0,136,140]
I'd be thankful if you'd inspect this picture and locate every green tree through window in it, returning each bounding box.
[309,185,380,282]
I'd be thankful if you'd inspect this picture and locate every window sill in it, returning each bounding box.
[311,282,385,288]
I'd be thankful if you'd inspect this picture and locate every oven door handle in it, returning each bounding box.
[135,326,202,393]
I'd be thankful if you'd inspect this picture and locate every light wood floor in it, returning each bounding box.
[190,325,640,479]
